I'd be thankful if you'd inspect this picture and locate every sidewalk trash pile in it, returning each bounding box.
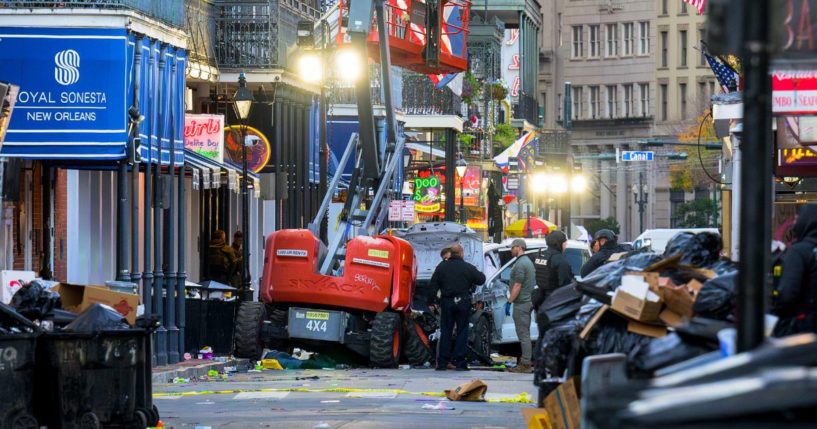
[261,349,338,370]
[536,232,738,384]
[1,279,159,429]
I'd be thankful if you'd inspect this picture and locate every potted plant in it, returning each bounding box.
[461,72,481,106]
[490,81,508,101]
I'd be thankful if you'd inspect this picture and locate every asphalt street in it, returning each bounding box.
[153,368,537,428]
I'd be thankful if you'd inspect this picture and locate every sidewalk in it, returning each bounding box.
[152,357,252,384]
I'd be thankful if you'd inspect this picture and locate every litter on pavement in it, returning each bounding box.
[422,401,456,411]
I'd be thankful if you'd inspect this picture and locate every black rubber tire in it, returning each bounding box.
[149,404,160,426]
[79,412,101,429]
[370,312,402,368]
[11,413,37,429]
[403,318,433,366]
[469,315,493,364]
[129,410,148,429]
[234,301,267,360]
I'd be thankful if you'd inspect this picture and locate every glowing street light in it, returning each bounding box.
[335,48,363,83]
[297,53,323,83]
[571,174,588,192]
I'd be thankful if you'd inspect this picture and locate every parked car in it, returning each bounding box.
[632,228,720,254]
[476,239,592,345]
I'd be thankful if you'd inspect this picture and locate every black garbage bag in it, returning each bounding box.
[663,232,722,267]
[10,279,61,321]
[707,258,738,276]
[536,320,582,379]
[576,252,663,304]
[0,302,39,334]
[630,333,711,375]
[64,303,130,332]
[693,272,737,321]
[536,284,583,329]
[675,317,734,348]
[583,313,653,356]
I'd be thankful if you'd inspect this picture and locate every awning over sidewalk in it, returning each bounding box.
[185,149,259,195]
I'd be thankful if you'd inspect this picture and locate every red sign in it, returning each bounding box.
[772,71,817,114]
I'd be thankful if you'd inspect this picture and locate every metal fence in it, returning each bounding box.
[513,93,539,125]
[5,0,186,27]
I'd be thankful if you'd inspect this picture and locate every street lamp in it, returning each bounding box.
[456,157,467,225]
[233,71,254,302]
[632,171,649,235]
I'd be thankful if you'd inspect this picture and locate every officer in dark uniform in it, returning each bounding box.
[580,229,626,277]
[429,243,486,371]
[532,230,574,310]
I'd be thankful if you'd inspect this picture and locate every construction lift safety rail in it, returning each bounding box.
[233,0,472,367]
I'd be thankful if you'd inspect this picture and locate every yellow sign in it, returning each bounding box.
[415,202,441,213]
[368,249,389,259]
[306,311,329,320]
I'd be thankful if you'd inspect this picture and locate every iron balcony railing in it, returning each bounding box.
[330,64,385,105]
[5,0,186,28]
[402,73,463,116]
[214,0,319,70]
[513,92,539,125]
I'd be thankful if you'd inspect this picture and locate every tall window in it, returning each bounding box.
[607,85,617,118]
[606,24,618,57]
[572,26,584,58]
[590,86,600,118]
[699,29,707,65]
[680,1,688,13]
[698,82,707,110]
[572,86,583,119]
[639,21,650,54]
[662,0,668,14]
[589,25,600,57]
[624,84,634,117]
[660,84,668,121]
[623,23,634,56]
[709,81,716,97]
[660,31,668,67]
[640,83,650,116]
[680,83,688,119]
[680,30,688,67]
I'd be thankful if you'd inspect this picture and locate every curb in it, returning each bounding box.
[152,358,252,384]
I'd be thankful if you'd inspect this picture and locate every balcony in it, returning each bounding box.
[513,93,539,126]
[6,0,186,28]
[402,73,463,117]
[330,65,385,106]
[185,0,218,76]
[214,0,319,70]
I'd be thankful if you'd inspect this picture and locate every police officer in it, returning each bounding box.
[430,243,486,371]
[507,239,536,373]
[532,230,574,312]
[772,204,817,336]
[580,229,626,277]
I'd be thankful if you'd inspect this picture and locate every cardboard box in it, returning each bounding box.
[56,283,139,325]
[659,308,686,327]
[611,276,662,322]
[660,284,695,317]
[544,377,581,429]
[521,408,552,429]
[687,279,704,299]
[627,320,668,338]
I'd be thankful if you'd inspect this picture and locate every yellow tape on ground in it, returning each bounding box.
[153,387,531,403]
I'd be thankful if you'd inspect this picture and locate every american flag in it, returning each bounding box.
[704,51,739,93]
[683,0,706,15]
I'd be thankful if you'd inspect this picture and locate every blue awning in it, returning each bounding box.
[185,149,259,192]
[0,27,185,164]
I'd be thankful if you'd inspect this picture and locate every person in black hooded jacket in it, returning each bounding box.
[532,230,574,310]
[580,229,627,277]
[772,204,817,336]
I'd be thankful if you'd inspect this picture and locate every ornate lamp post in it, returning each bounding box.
[233,72,254,302]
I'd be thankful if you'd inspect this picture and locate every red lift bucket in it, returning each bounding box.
[337,0,470,74]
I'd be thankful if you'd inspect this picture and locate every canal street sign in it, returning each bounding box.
[620,150,655,161]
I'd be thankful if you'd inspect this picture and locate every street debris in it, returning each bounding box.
[261,358,284,370]
[444,379,488,401]
[199,346,214,360]
[422,401,456,411]
[313,423,330,429]
[64,303,129,332]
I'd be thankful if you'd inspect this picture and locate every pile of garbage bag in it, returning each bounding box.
[536,231,739,382]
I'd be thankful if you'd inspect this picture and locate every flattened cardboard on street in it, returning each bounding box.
[544,377,580,429]
[56,283,138,325]
[444,379,487,401]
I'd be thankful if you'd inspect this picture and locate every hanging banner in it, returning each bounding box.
[455,166,482,207]
[184,114,224,163]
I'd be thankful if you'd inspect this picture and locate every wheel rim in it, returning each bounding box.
[12,414,37,429]
[479,321,490,354]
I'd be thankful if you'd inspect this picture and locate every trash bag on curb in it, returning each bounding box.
[0,302,39,334]
[536,320,582,379]
[536,285,583,328]
[576,252,662,303]
[64,303,130,332]
[693,272,737,321]
[583,313,652,357]
[630,333,711,375]
[263,350,303,369]
[10,279,61,321]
